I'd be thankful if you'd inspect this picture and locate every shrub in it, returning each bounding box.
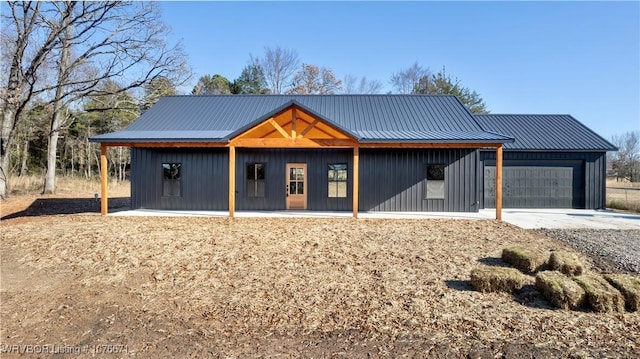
[604,273,640,312]
[535,271,586,310]
[502,247,547,274]
[470,266,524,293]
[548,251,584,276]
[573,274,625,313]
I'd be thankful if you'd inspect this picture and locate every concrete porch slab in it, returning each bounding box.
[109,208,640,230]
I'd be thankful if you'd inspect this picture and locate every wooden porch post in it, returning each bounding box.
[228,146,236,218]
[496,145,503,220]
[353,145,359,218]
[100,143,108,215]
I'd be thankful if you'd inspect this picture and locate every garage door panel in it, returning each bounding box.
[484,162,582,208]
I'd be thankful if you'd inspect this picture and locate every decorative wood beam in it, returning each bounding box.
[292,107,297,139]
[230,138,357,148]
[229,146,236,218]
[300,118,320,137]
[496,145,503,221]
[100,144,108,215]
[267,118,290,138]
[353,146,359,219]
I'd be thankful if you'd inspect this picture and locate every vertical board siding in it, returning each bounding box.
[359,148,479,212]
[235,149,353,211]
[480,151,607,209]
[130,148,228,210]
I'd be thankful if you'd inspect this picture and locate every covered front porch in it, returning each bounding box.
[97,103,506,219]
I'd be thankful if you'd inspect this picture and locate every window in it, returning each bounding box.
[328,163,347,198]
[426,164,445,199]
[162,163,181,197]
[247,163,265,197]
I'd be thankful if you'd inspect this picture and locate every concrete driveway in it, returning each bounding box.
[481,209,640,229]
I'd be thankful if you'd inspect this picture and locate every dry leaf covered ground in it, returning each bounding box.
[2,211,639,358]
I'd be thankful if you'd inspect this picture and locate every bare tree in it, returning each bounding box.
[1,1,66,197]
[342,74,383,94]
[610,131,640,182]
[253,46,299,94]
[1,1,190,195]
[287,64,342,95]
[390,62,430,94]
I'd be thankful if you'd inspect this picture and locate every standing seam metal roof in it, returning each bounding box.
[89,94,513,143]
[475,114,617,151]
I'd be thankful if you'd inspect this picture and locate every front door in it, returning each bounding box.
[286,163,307,209]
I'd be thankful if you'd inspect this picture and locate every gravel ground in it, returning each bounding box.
[536,229,640,274]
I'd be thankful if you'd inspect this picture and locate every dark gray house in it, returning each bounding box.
[90,95,615,218]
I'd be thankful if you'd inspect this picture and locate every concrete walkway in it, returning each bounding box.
[110,208,640,230]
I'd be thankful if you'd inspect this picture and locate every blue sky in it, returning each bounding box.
[160,1,639,140]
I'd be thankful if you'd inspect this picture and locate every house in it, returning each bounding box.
[90,94,615,218]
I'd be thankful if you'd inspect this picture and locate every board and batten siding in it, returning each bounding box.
[235,148,353,211]
[480,151,607,209]
[359,148,480,212]
[130,148,228,210]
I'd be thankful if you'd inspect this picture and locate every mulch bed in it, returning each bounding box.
[2,215,639,357]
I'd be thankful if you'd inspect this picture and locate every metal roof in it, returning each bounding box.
[475,114,617,151]
[90,94,513,144]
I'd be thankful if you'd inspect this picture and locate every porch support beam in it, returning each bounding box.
[353,146,359,218]
[100,143,108,215]
[229,146,236,218]
[496,145,503,221]
[230,138,356,148]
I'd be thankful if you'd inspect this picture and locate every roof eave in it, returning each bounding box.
[89,137,229,144]
[358,139,513,144]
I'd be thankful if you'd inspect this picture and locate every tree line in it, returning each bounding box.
[190,48,488,114]
[1,2,491,198]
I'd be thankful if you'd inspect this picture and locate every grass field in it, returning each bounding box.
[5,175,130,197]
[607,179,640,212]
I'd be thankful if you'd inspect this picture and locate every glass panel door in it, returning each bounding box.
[286,163,307,209]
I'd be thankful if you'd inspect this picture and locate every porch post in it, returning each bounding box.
[229,145,236,218]
[100,143,108,215]
[353,145,359,218]
[496,145,503,220]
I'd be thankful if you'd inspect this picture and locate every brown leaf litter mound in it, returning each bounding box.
[2,216,639,357]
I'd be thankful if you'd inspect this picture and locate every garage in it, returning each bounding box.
[483,160,584,208]
[475,114,616,210]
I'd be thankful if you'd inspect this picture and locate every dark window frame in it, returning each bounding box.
[425,164,445,200]
[328,163,348,198]
[247,163,266,198]
[162,162,182,197]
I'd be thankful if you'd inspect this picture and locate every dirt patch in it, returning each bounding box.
[1,216,639,357]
